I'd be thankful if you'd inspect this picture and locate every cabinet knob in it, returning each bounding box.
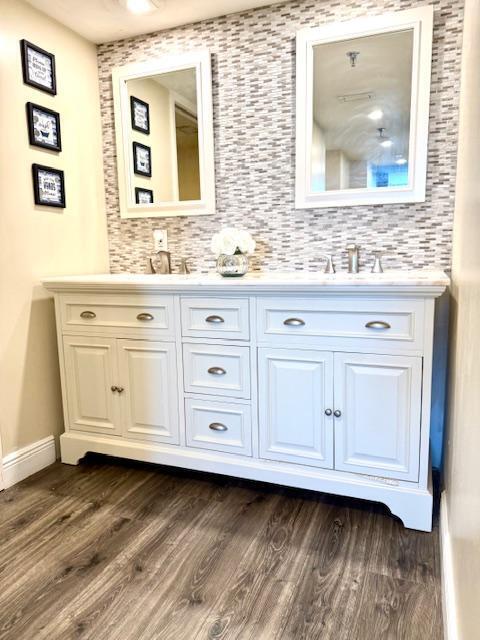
[117,387,124,393]
[209,423,228,432]
[283,317,305,327]
[365,320,391,330]
[333,410,342,418]
[137,312,154,322]
[80,310,96,319]
[111,385,118,392]
[206,315,224,324]
[208,366,227,376]
[324,409,332,416]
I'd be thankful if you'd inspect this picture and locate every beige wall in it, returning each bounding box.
[445,0,480,638]
[0,0,109,456]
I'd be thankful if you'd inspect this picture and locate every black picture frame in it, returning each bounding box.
[20,40,56,95]
[135,187,154,204]
[133,142,152,177]
[130,96,150,134]
[26,102,62,152]
[32,164,66,208]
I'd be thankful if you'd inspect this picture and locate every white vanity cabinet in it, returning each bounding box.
[43,271,449,532]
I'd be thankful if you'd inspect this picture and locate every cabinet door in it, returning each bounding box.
[334,353,422,481]
[258,348,334,468]
[118,340,179,444]
[63,336,121,436]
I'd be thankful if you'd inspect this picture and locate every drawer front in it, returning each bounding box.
[185,398,252,456]
[60,294,175,337]
[257,297,424,350]
[183,343,251,399]
[181,297,250,340]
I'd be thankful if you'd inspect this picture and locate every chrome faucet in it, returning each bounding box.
[320,253,335,274]
[346,244,360,273]
[150,250,171,274]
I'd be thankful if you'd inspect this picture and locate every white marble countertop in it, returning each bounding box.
[42,269,449,297]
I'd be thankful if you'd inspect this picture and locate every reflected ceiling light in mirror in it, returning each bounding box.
[368,109,383,121]
[395,157,407,165]
[377,127,393,148]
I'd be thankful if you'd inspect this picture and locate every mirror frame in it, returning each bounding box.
[112,50,215,219]
[295,6,433,209]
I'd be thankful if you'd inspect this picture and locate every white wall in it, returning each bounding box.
[0,0,109,456]
[444,0,480,637]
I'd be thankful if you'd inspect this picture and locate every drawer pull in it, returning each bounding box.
[137,312,154,322]
[208,366,227,376]
[80,310,96,319]
[365,320,391,330]
[209,422,228,432]
[283,317,305,327]
[205,315,225,324]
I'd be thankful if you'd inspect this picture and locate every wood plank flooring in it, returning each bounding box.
[0,455,442,640]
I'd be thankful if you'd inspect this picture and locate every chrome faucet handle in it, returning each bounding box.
[320,253,335,274]
[371,251,384,274]
[180,258,190,274]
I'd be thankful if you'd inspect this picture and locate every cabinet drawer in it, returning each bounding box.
[183,343,251,399]
[181,297,250,340]
[257,297,424,350]
[185,398,252,456]
[60,294,175,337]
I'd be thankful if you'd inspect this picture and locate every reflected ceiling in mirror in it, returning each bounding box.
[311,29,413,193]
[295,7,434,208]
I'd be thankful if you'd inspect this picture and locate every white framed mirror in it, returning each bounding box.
[112,50,215,219]
[295,6,433,209]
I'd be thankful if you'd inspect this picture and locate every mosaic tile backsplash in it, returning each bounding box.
[98,0,463,275]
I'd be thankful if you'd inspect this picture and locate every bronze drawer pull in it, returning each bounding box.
[80,310,96,319]
[206,315,225,324]
[208,366,227,376]
[283,317,305,327]
[137,313,154,321]
[365,320,391,330]
[209,423,228,432]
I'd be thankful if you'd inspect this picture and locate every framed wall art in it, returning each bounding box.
[130,96,150,134]
[20,40,56,95]
[26,102,62,151]
[135,187,154,204]
[32,164,66,208]
[133,142,152,176]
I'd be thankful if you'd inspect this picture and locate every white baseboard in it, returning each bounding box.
[440,492,459,640]
[2,435,57,489]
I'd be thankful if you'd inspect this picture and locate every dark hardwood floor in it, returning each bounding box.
[0,456,442,640]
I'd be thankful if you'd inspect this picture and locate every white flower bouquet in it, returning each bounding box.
[211,227,256,258]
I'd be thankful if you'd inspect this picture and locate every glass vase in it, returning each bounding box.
[216,251,249,277]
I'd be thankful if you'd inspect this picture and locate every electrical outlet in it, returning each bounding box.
[153,229,168,252]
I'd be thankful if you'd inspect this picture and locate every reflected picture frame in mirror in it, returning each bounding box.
[112,50,215,219]
[295,6,434,208]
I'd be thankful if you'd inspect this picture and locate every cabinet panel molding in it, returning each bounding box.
[333,352,422,481]
[258,348,334,468]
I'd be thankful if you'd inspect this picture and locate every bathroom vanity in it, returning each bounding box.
[43,270,448,531]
